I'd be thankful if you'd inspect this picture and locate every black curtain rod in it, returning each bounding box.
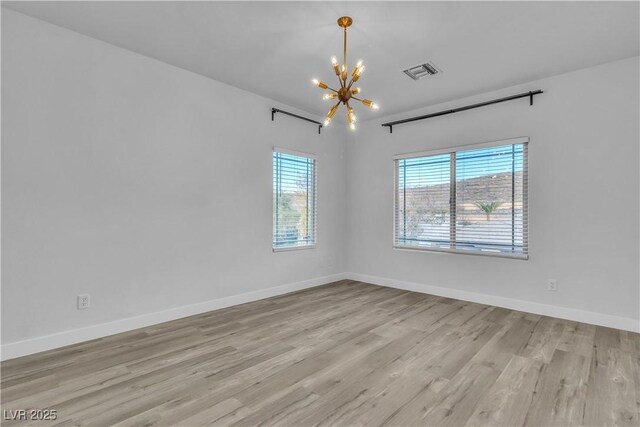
[272,108,323,134]
[381,90,543,133]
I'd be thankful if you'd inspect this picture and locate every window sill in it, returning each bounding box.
[273,244,317,253]
[393,245,528,260]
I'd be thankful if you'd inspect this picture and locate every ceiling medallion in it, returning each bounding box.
[312,16,379,131]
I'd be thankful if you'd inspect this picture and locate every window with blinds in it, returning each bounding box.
[394,137,528,258]
[273,149,317,251]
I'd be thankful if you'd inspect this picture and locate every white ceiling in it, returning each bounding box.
[4,1,639,121]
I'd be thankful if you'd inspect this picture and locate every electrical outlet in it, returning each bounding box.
[547,279,558,292]
[77,294,90,310]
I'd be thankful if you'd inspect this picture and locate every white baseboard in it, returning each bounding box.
[3,271,636,361]
[345,272,639,333]
[0,273,348,361]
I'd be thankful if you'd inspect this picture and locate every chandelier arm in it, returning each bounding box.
[351,95,363,102]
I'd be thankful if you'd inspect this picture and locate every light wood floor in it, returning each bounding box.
[2,280,639,426]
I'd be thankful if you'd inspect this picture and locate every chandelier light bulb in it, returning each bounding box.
[323,93,337,100]
[327,104,339,119]
[347,104,355,121]
[362,99,378,109]
[350,123,356,131]
[312,79,328,89]
[352,61,364,78]
[351,87,361,95]
[331,57,340,75]
[325,103,339,126]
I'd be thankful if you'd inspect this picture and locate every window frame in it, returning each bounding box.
[272,147,318,252]
[393,136,529,260]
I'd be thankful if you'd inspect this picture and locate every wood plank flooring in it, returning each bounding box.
[2,280,639,426]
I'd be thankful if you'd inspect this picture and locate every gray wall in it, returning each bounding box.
[346,56,639,324]
[1,10,348,345]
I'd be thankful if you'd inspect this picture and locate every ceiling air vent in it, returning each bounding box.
[403,62,441,80]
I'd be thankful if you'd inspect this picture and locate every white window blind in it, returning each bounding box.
[273,149,317,251]
[394,138,528,258]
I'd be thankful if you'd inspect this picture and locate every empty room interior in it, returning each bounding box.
[1,1,639,426]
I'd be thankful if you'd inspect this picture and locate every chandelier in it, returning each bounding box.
[312,16,379,131]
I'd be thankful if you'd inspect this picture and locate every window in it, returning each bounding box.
[273,149,317,251]
[394,137,528,258]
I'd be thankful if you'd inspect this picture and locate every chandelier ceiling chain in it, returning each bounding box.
[312,16,379,131]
